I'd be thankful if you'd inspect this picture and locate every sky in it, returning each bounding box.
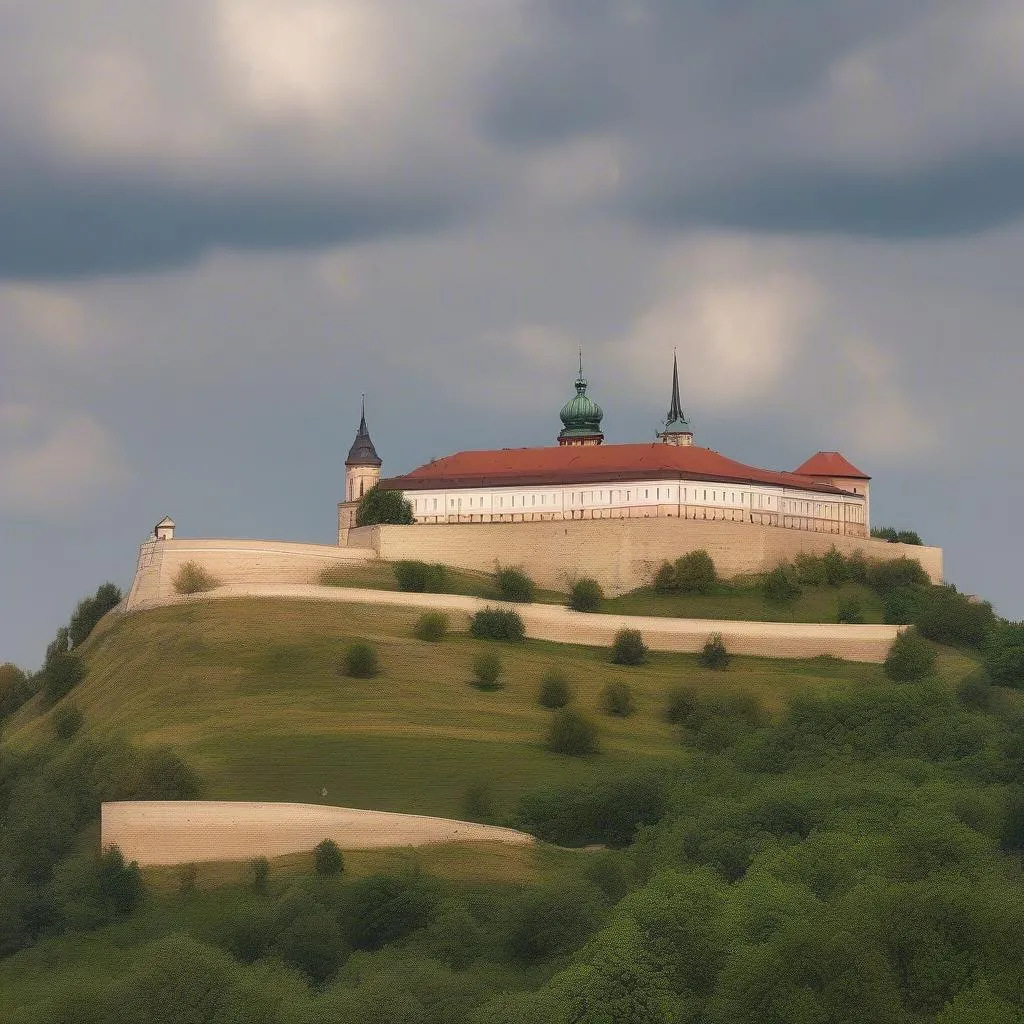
[2,0,1023,669]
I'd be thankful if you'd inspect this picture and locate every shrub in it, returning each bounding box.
[611,628,648,666]
[956,670,993,711]
[314,839,344,877]
[68,582,122,648]
[674,550,717,594]
[504,882,605,962]
[664,685,699,725]
[896,530,923,545]
[837,596,865,624]
[871,526,899,542]
[342,642,379,678]
[472,651,504,689]
[41,651,85,706]
[538,669,573,708]
[248,857,270,894]
[394,561,448,594]
[822,547,848,586]
[763,562,802,603]
[915,587,996,648]
[679,691,766,752]
[883,585,928,625]
[867,557,929,595]
[699,633,730,670]
[0,662,34,719]
[173,561,218,595]
[356,485,414,526]
[845,550,869,584]
[274,907,347,984]
[341,873,441,951]
[414,611,449,642]
[53,703,84,740]
[884,628,936,682]
[464,781,497,822]
[983,622,1024,689]
[793,552,827,586]
[600,680,635,717]
[469,608,525,642]
[653,561,677,593]
[547,708,600,756]
[568,578,603,612]
[495,566,536,603]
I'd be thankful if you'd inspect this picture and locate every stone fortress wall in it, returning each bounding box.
[126,517,942,612]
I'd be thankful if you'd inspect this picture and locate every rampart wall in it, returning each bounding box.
[125,538,373,611]
[348,518,943,596]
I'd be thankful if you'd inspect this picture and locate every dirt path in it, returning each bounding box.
[102,801,534,867]
[134,582,902,662]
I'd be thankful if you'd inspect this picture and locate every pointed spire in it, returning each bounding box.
[666,349,685,424]
[357,393,369,436]
[346,394,382,466]
[659,350,692,444]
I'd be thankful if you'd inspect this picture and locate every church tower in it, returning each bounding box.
[658,351,693,446]
[557,351,605,446]
[338,396,382,544]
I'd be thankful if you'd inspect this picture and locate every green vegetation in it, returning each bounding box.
[567,577,603,612]
[546,707,601,756]
[884,627,937,681]
[599,680,635,717]
[52,702,83,740]
[470,608,525,642]
[471,651,504,690]
[699,632,730,670]
[355,485,414,526]
[172,560,218,595]
[341,642,379,678]
[0,662,33,720]
[537,669,572,709]
[393,560,449,593]
[872,525,924,545]
[763,560,803,603]
[414,611,449,642]
[313,839,344,877]
[610,627,648,666]
[495,566,536,603]
[654,549,718,595]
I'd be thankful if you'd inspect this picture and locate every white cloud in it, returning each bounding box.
[0,285,93,352]
[0,412,125,514]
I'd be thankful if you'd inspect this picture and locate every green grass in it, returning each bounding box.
[320,560,567,604]
[602,581,887,623]
[10,597,968,823]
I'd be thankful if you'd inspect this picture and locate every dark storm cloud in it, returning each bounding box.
[0,170,465,280]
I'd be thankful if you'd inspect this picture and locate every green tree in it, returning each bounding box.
[674,550,717,594]
[53,703,84,740]
[653,561,677,594]
[355,485,414,526]
[0,662,33,719]
[470,608,525,642]
[274,906,346,984]
[999,789,1024,865]
[884,628,936,682]
[611,628,648,666]
[68,582,122,648]
[936,980,1020,1024]
[763,563,802,603]
[414,611,449,641]
[314,838,344,876]
[600,680,635,717]
[547,708,600,756]
[538,669,573,708]
[699,633,730,670]
[342,642,379,678]
[472,651,504,689]
[569,577,604,612]
[983,622,1024,689]
[495,566,536,602]
[837,595,865,623]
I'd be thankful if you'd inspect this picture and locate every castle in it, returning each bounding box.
[338,354,871,544]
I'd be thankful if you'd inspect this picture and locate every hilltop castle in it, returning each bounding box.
[338,354,871,543]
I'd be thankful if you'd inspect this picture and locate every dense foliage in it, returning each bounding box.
[172,560,218,595]
[600,680,635,717]
[699,633,730,670]
[568,577,603,612]
[546,707,600,756]
[471,651,504,689]
[413,611,449,642]
[873,526,925,545]
[68,583,122,648]
[538,669,573,708]
[469,608,525,642]
[341,643,380,678]
[394,560,449,593]
[355,486,414,526]
[653,550,718,594]
[495,567,536,603]
[611,628,648,666]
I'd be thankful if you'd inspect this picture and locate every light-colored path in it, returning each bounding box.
[102,801,534,867]
[135,582,902,663]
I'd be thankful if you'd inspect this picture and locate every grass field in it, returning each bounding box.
[11,597,975,823]
[601,581,887,623]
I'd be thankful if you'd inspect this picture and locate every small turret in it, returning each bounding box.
[344,395,382,503]
[154,515,175,541]
[658,351,693,446]
[557,350,604,446]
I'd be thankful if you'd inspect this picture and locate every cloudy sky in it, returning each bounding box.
[3,0,1023,668]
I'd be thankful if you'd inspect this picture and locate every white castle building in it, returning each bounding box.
[338,355,871,542]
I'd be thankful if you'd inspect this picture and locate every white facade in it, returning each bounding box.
[399,475,868,537]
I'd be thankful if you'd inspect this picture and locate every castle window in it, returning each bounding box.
[541,494,546,505]
[433,499,438,510]
[703,489,707,500]
[627,490,631,501]
[645,489,649,499]
[469,498,473,507]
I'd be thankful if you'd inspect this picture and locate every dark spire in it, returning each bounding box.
[346,394,382,467]
[663,350,689,428]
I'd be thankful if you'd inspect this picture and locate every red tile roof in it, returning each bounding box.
[793,451,870,480]
[380,444,859,496]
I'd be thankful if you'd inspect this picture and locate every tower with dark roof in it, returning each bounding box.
[344,396,382,502]
[557,350,605,446]
[658,351,693,446]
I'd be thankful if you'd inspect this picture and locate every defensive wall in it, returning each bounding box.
[101,801,534,867]
[346,517,943,595]
[126,537,373,611]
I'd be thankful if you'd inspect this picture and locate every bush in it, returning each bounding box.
[41,651,85,706]
[956,670,993,711]
[495,567,536,603]
[845,550,869,584]
[568,578,603,612]
[341,873,441,951]
[394,561,448,594]
[547,708,600,756]
[763,562,802,603]
[464,781,497,822]
[884,628,937,682]
[883,585,928,625]
[983,622,1024,689]
[314,839,344,877]
[173,561,218,595]
[538,669,572,709]
[822,547,848,586]
[699,633,730,670]
[0,662,33,719]
[356,485,414,526]
[837,596,865,624]
[600,680,635,717]
[414,611,449,642]
[611,628,648,666]
[68,583,122,648]
[472,651,504,690]
[248,857,270,894]
[678,691,766,752]
[504,882,605,962]
[674,550,717,594]
[653,561,676,593]
[915,587,996,648]
[794,552,827,586]
[872,526,923,545]
[342,643,379,678]
[53,703,84,740]
[664,685,699,725]
[896,530,923,545]
[867,557,929,595]
[469,608,525,642]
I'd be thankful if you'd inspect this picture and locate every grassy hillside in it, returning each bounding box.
[11,598,974,824]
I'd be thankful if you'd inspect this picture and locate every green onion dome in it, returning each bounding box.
[558,370,604,440]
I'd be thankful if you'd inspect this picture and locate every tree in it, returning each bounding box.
[41,650,85,706]
[600,680,635,717]
[342,642,379,678]
[470,608,525,642]
[884,628,936,682]
[0,663,33,719]
[314,838,344,876]
[699,633,730,670]
[68,583,122,648]
[611,628,648,666]
[569,578,604,612]
[472,651,504,689]
[53,703,84,740]
[547,708,600,756]
[999,789,1024,865]
[983,622,1024,689]
[837,595,865,624]
[763,563,802,603]
[674,550,717,594]
[496,566,536,602]
[356,485,414,526]
[538,669,573,708]
[414,611,449,642]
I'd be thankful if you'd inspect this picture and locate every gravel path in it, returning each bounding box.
[102,801,534,866]
[136,582,902,663]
